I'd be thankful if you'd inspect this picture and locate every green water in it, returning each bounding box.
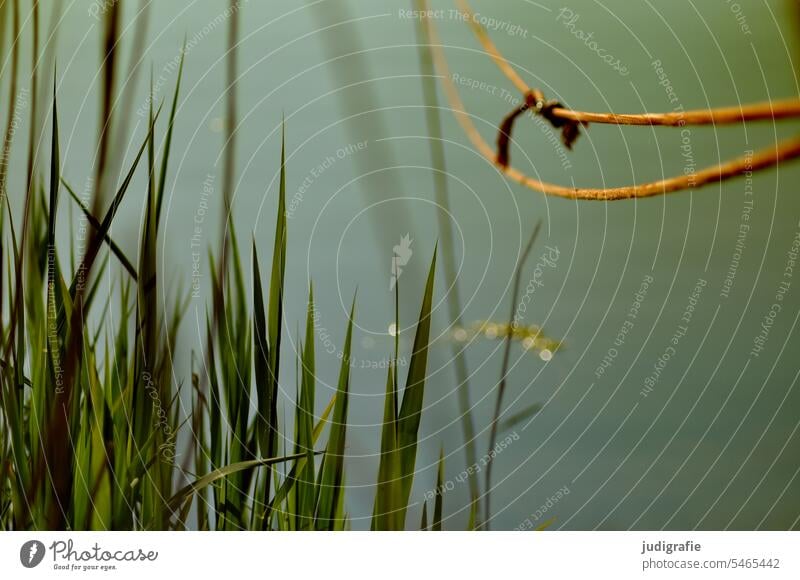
[5,0,800,529]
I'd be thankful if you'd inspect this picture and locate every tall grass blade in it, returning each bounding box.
[396,246,437,518]
[253,131,287,527]
[167,453,308,515]
[294,284,316,529]
[63,104,161,306]
[432,449,444,531]
[266,392,336,523]
[155,40,185,225]
[372,358,400,530]
[413,0,480,517]
[314,298,355,530]
[61,179,137,280]
[484,223,541,529]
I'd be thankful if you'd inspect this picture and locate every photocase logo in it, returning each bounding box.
[19,540,45,568]
[390,234,413,290]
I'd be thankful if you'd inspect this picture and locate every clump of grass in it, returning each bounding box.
[0,64,443,529]
[372,247,437,530]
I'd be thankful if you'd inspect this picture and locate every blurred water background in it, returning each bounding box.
[4,0,800,529]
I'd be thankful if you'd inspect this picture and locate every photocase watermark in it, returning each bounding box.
[390,234,413,290]
[73,177,94,295]
[397,7,448,20]
[750,303,780,358]
[720,151,754,299]
[45,149,88,399]
[19,538,158,571]
[47,245,65,395]
[460,10,529,38]
[749,219,799,358]
[0,88,28,201]
[308,301,407,368]
[725,0,752,36]
[423,431,519,501]
[556,8,629,76]
[191,174,215,299]
[287,140,368,219]
[652,59,679,106]
[398,8,529,38]
[20,540,46,569]
[513,246,561,330]
[640,278,707,398]
[651,59,697,186]
[677,126,697,187]
[142,371,177,462]
[514,485,570,530]
[137,0,249,117]
[88,0,119,20]
[47,539,158,572]
[595,274,653,379]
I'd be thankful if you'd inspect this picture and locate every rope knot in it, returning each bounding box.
[496,89,585,167]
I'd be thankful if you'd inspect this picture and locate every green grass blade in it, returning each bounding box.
[432,449,444,531]
[536,517,557,531]
[396,245,437,517]
[45,75,62,405]
[499,403,542,433]
[155,39,185,225]
[252,242,271,454]
[253,131,288,526]
[413,0,480,514]
[47,72,59,248]
[61,178,137,280]
[0,2,7,81]
[266,128,287,442]
[134,84,165,528]
[166,452,308,515]
[314,297,354,530]
[63,104,161,305]
[266,392,335,524]
[294,284,316,529]
[372,358,400,530]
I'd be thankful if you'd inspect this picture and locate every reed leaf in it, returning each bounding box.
[314,298,355,530]
[396,246,437,518]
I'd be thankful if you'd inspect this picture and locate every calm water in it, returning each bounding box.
[6,0,800,529]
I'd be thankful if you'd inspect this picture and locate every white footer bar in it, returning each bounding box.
[1,531,797,579]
